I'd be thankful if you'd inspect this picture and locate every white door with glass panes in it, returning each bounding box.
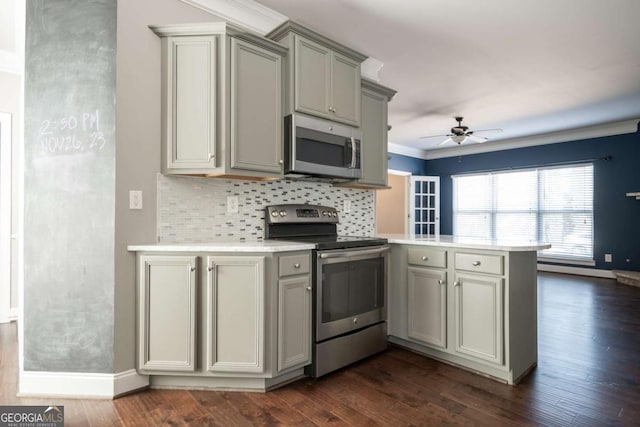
[410,176,440,236]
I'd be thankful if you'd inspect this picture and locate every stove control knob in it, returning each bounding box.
[279,210,286,217]
[332,212,337,218]
[270,211,278,217]
[321,210,327,216]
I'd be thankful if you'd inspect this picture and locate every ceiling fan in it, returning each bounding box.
[420,116,503,146]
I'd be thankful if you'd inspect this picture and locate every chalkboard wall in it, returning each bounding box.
[24,0,117,373]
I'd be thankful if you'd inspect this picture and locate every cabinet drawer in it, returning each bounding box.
[408,247,447,268]
[455,252,504,275]
[279,254,310,277]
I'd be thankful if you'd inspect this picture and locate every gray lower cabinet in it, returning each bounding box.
[151,23,287,178]
[389,244,537,384]
[135,250,312,389]
[277,253,312,373]
[138,255,198,372]
[205,256,265,373]
[407,267,447,349]
[453,272,504,365]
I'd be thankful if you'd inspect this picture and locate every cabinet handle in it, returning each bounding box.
[294,263,301,269]
[306,286,312,291]
[421,256,428,261]
[472,261,481,266]
[438,279,444,285]
[453,280,460,287]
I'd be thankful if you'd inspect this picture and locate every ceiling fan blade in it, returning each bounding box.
[419,133,452,139]
[466,134,488,143]
[472,128,503,135]
[438,137,454,146]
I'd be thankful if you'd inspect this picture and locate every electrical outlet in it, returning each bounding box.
[343,199,351,214]
[129,190,143,210]
[227,196,239,213]
[604,253,612,263]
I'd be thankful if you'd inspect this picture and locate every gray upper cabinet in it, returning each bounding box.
[357,79,397,188]
[268,21,367,127]
[151,23,287,179]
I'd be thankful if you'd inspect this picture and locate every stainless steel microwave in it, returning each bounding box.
[285,114,362,179]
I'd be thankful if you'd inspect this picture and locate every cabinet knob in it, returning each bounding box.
[208,266,213,272]
[472,261,481,266]
[421,256,428,261]
[279,159,284,164]
[306,286,312,291]
[294,263,300,269]
[190,266,196,272]
[208,153,215,159]
[438,279,444,285]
[453,280,460,287]
[353,317,358,324]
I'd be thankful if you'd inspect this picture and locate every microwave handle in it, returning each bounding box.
[350,137,357,168]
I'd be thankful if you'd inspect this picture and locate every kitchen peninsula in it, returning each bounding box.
[381,234,550,384]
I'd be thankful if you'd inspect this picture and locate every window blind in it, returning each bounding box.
[452,164,594,261]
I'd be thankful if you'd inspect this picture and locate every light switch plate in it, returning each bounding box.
[343,199,351,214]
[604,253,612,263]
[129,190,143,210]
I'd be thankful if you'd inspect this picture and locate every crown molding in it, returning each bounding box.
[179,0,287,34]
[388,143,429,160]
[421,118,640,160]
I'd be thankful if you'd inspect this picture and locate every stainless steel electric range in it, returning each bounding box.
[265,204,388,377]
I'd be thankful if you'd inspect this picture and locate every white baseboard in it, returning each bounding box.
[19,369,149,399]
[537,263,616,279]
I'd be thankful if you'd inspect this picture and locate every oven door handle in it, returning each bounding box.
[319,246,389,259]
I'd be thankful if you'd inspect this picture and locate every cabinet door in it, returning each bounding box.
[407,267,447,349]
[331,52,361,127]
[278,276,312,372]
[230,38,283,174]
[164,36,216,170]
[359,87,388,186]
[206,256,265,373]
[138,255,198,372]
[453,273,504,365]
[294,36,332,119]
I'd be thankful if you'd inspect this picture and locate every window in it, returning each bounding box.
[452,164,594,262]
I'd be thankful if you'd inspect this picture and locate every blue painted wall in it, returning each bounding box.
[388,152,428,175]
[423,128,640,271]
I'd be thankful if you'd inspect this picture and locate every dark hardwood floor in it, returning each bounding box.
[2,272,639,426]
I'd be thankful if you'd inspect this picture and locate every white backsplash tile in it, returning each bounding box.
[157,174,375,242]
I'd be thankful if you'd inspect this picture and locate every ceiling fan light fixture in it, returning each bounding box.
[452,134,466,144]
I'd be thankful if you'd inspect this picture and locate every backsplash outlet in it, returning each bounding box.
[157,174,375,242]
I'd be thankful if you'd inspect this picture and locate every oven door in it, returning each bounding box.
[315,246,388,342]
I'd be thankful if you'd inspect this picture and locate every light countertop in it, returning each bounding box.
[379,234,551,252]
[128,240,316,253]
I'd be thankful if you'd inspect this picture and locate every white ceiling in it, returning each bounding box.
[253,0,640,157]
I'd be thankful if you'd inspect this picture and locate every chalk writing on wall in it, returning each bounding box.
[39,110,106,155]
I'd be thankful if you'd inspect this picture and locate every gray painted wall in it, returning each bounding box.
[24,0,117,372]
